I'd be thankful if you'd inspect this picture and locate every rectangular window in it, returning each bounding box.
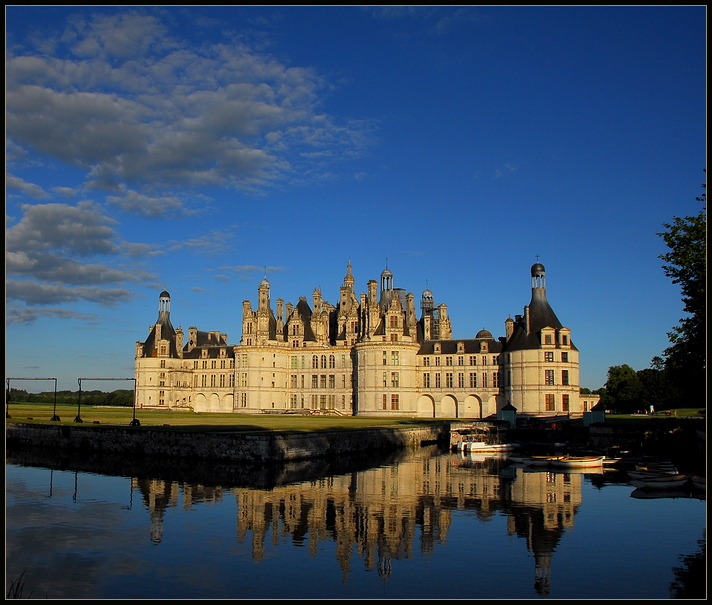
[423,357,430,367]
[383,351,387,365]
[562,394,570,411]
[312,375,318,389]
[435,373,441,388]
[545,393,555,411]
[561,352,568,363]
[291,375,298,388]
[470,356,477,366]
[382,394,388,410]
[210,374,216,387]
[229,374,235,387]
[482,356,488,366]
[219,374,225,387]
[482,372,488,388]
[458,356,464,366]
[545,370,555,385]
[391,372,399,388]
[469,372,477,388]
[562,335,569,345]
[435,357,441,366]
[423,373,431,388]
[493,372,499,388]
[545,351,554,362]
[392,351,400,365]
[391,394,399,410]
[201,375,207,387]
[329,374,335,389]
[545,334,553,345]
[458,372,465,388]
[562,370,569,386]
[445,356,453,366]
[446,373,453,388]
[320,375,327,389]
[291,356,298,368]
[383,372,388,387]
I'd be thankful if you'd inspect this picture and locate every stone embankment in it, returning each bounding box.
[6,422,450,463]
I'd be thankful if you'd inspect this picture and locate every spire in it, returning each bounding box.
[344,260,354,287]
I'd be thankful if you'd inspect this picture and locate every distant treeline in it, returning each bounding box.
[7,388,134,407]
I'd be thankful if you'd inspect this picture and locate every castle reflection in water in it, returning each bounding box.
[132,448,589,595]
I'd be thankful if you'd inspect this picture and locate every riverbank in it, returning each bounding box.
[6,421,450,463]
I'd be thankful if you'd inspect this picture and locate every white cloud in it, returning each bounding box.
[106,190,185,218]
[6,11,373,208]
[6,173,50,199]
[5,201,157,311]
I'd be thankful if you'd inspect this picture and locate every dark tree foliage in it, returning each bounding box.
[657,176,706,404]
[602,364,643,413]
[6,388,134,406]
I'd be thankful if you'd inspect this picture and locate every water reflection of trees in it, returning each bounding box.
[669,532,706,599]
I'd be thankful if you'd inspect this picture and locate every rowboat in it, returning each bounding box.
[507,455,562,467]
[629,473,690,490]
[635,463,677,473]
[550,456,604,468]
[627,469,679,480]
[690,475,705,491]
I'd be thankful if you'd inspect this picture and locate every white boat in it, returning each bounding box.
[629,473,690,490]
[463,441,516,452]
[550,456,604,468]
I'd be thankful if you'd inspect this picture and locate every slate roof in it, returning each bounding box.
[503,287,578,352]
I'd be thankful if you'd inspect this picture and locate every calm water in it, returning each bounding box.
[6,446,706,599]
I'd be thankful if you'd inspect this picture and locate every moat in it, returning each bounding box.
[6,445,705,599]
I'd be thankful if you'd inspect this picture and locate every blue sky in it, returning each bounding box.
[6,6,706,392]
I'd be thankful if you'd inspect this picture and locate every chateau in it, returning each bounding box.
[135,262,599,418]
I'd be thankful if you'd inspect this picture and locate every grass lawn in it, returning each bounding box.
[5,402,449,433]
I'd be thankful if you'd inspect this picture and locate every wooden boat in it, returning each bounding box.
[629,473,690,490]
[550,456,604,468]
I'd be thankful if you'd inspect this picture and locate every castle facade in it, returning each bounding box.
[135,262,598,418]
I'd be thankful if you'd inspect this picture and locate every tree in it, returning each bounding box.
[657,175,706,404]
[603,364,643,413]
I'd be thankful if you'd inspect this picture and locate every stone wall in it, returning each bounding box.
[6,422,449,463]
